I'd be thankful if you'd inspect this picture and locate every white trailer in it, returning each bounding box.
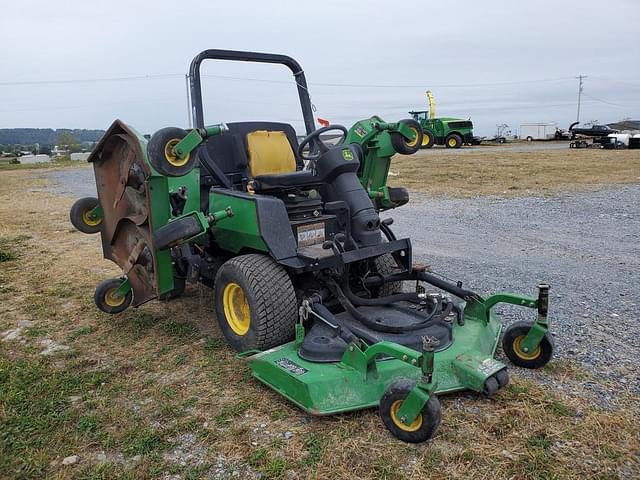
[519,123,558,141]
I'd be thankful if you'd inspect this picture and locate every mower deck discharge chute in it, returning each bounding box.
[71,49,554,443]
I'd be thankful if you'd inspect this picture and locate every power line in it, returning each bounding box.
[0,73,575,89]
[201,73,576,89]
[0,73,183,87]
[582,93,627,108]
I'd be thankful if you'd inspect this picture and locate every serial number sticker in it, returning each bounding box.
[478,358,503,375]
[297,222,325,247]
[276,358,308,376]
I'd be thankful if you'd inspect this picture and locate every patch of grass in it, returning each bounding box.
[160,319,199,339]
[77,414,99,434]
[248,447,268,467]
[545,396,574,417]
[0,354,113,477]
[0,248,17,262]
[214,400,251,426]
[68,325,97,341]
[122,424,163,455]
[301,432,325,466]
[391,148,640,197]
[373,455,402,480]
[260,457,288,479]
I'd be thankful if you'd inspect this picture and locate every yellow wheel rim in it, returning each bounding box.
[389,400,423,432]
[421,135,430,147]
[513,335,541,360]
[406,127,420,148]
[223,282,250,336]
[448,138,457,147]
[164,138,190,167]
[104,287,125,308]
[82,208,102,227]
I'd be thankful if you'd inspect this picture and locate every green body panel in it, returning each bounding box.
[146,169,201,295]
[208,190,268,254]
[346,116,406,210]
[248,308,504,415]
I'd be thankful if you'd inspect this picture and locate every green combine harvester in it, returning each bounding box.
[409,90,475,148]
[70,49,554,443]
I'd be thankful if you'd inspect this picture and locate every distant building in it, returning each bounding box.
[70,152,91,161]
[18,154,51,164]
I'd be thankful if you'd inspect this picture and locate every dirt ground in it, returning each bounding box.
[1,150,639,479]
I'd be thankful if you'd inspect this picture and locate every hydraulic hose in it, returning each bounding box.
[332,280,440,334]
[310,302,378,345]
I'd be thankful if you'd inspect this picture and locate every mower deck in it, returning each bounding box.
[248,307,504,415]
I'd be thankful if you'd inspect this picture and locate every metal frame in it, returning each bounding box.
[188,49,316,136]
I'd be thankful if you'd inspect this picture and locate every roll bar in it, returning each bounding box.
[188,49,316,135]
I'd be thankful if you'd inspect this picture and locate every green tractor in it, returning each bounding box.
[70,49,554,443]
[409,90,475,148]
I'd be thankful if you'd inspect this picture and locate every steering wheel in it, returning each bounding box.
[297,125,348,162]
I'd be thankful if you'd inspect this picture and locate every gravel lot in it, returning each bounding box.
[43,168,640,397]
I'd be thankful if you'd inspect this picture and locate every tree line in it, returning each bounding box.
[0,128,104,145]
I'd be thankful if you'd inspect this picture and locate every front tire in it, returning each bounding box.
[379,380,441,443]
[445,133,462,149]
[214,254,298,351]
[147,127,195,177]
[373,254,403,296]
[502,321,554,368]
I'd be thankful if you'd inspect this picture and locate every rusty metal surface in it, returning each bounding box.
[90,120,157,306]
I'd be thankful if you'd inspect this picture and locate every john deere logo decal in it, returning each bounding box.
[342,149,354,161]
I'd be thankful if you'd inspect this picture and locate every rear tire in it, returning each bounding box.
[214,254,298,351]
[445,133,462,149]
[421,131,435,149]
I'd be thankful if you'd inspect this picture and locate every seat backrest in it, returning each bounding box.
[197,121,301,186]
[246,130,296,177]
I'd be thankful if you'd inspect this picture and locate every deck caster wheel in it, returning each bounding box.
[495,368,509,388]
[70,197,102,234]
[147,127,195,177]
[391,119,423,155]
[379,379,441,443]
[94,278,132,314]
[502,321,554,369]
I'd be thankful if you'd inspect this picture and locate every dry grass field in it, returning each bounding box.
[1,154,639,479]
[391,147,640,197]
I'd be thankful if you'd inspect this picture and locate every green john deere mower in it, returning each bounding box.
[70,49,554,443]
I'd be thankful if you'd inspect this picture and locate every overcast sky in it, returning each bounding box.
[1,0,639,136]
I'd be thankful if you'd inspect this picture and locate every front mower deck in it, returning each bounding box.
[248,306,504,415]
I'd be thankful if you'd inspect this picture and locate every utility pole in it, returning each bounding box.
[576,74,587,123]
[185,74,192,128]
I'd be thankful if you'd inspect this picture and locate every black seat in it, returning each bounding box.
[197,121,303,188]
